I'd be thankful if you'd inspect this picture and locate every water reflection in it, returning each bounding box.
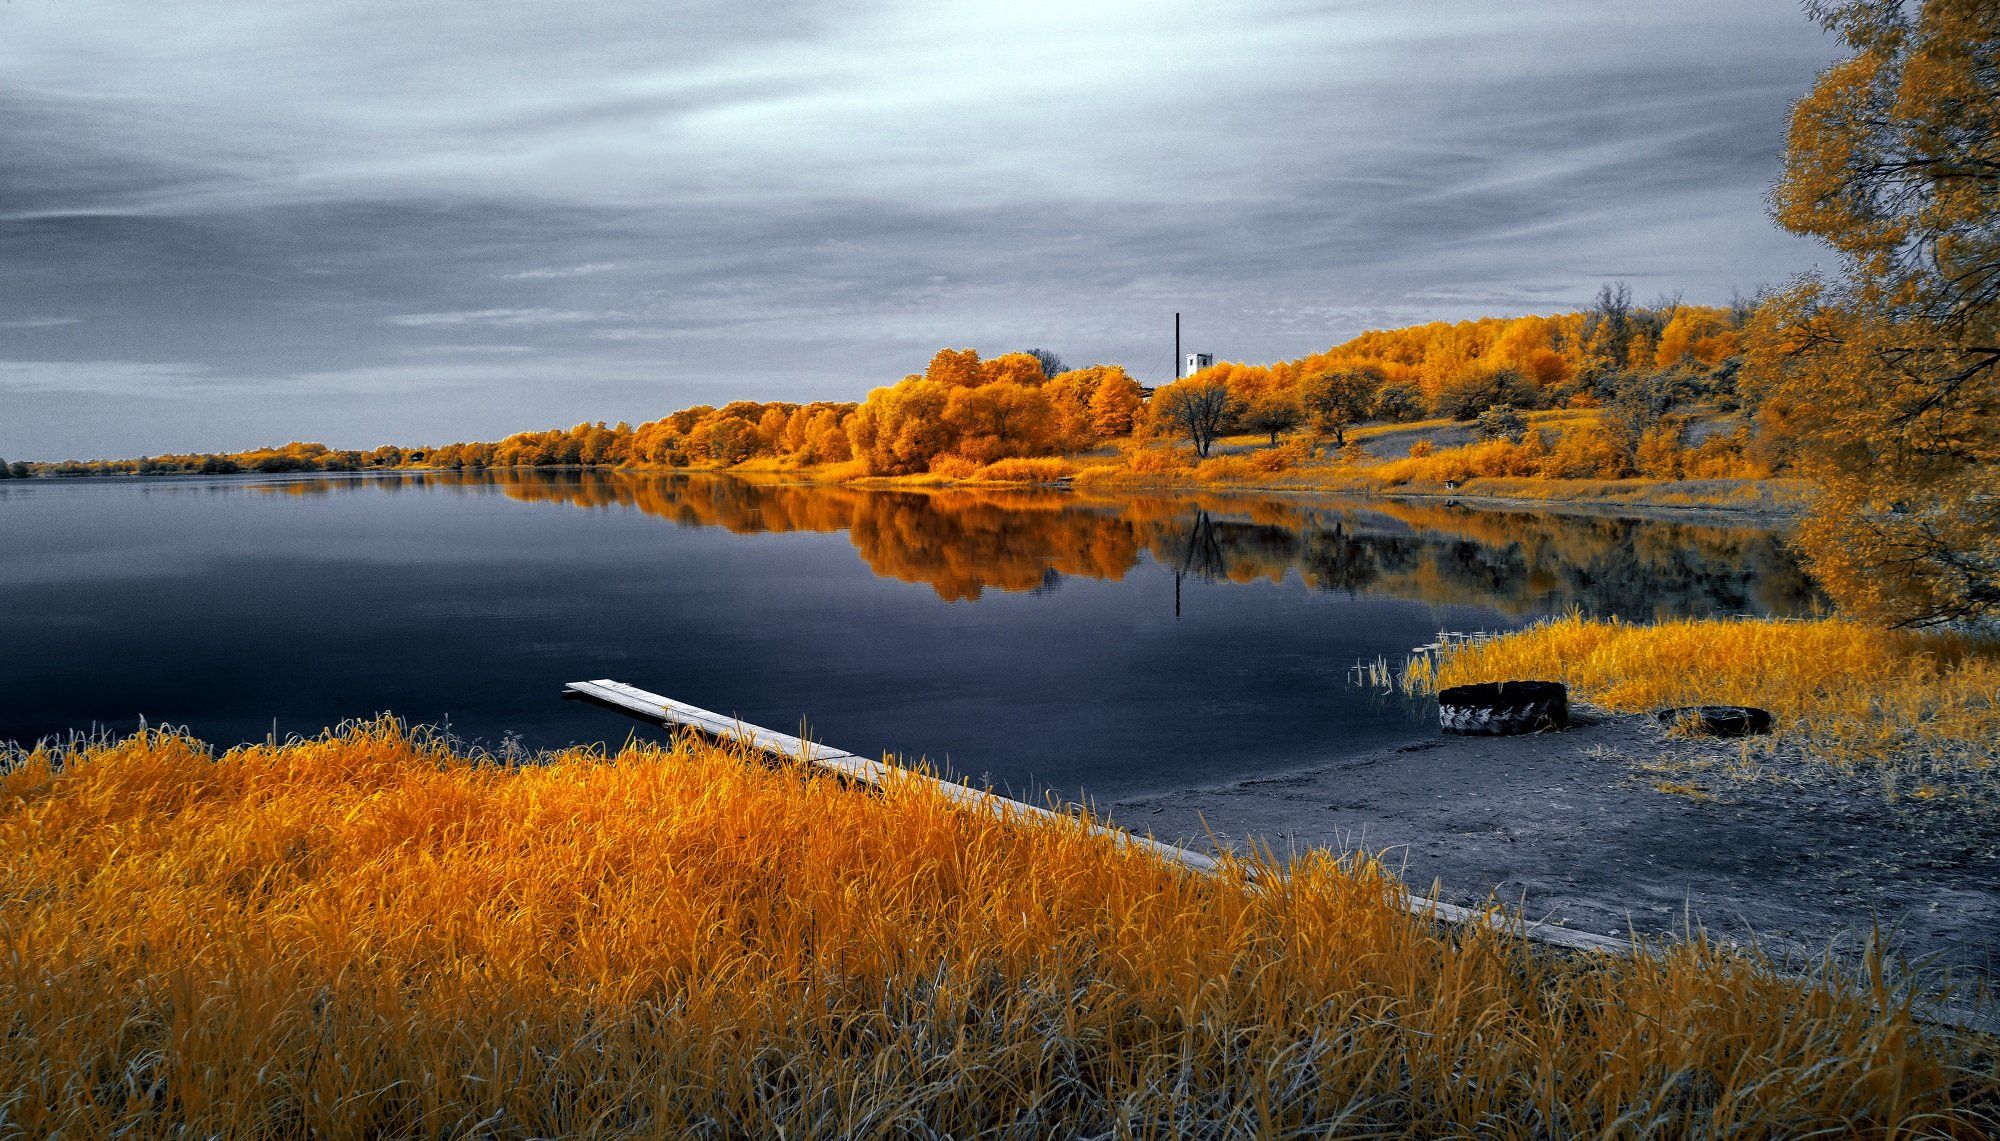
[4,469,1820,799]
[256,469,1821,620]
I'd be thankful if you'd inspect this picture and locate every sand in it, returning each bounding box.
[1111,711,2000,984]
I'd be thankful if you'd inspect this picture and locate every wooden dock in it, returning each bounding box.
[563,678,1627,955]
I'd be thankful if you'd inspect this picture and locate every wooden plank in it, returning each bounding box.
[566,679,1228,877]
[564,678,1624,954]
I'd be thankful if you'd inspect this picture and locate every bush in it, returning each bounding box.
[926,455,979,480]
[1540,425,1631,479]
[1125,446,1194,474]
[970,457,1074,484]
[1475,404,1529,442]
[1246,446,1293,474]
[1193,454,1258,483]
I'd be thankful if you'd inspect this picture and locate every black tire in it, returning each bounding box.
[1438,680,1569,736]
[1654,705,1773,737]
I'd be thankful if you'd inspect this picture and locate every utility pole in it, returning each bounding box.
[1174,312,1181,381]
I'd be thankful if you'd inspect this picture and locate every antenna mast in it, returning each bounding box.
[1174,312,1181,381]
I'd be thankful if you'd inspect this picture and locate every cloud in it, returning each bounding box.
[0,316,80,329]
[590,329,674,342]
[0,359,211,394]
[501,263,619,280]
[397,344,537,356]
[385,308,626,328]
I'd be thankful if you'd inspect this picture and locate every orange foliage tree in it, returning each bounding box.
[1745,0,2000,625]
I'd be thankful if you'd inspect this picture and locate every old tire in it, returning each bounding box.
[1438,680,1569,736]
[1655,705,1773,737]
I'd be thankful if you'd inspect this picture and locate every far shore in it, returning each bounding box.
[11,462,1814,524]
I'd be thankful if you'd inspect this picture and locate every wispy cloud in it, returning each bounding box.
[501,263,618,280]
[590,328,673,342]
[0,316,81,329]
[396,344,537,356]
[0,359,209,394]
[385,308,624,328]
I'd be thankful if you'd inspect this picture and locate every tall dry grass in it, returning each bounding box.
[1407,615,2000,776]
[0,720,1992,1137]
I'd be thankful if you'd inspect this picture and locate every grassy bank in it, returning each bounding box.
[1,721,1993,1136]
[1408,615,2000,800]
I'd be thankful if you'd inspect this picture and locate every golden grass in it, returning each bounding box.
[1447,476,1815,513]
[0,720,1993,1137]
[1408,615,2000,777]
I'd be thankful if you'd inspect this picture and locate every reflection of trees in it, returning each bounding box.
[276,469,1824,616]
[1161,512,1227,583]
[1159,511,1228,618]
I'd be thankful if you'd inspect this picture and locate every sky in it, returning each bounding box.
[1,1,1845,461]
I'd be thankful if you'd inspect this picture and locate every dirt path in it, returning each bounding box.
[1111,712,2000,984]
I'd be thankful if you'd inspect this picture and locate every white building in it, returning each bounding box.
[1184,352,1214,377]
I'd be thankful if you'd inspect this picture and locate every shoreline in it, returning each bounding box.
[1110,711,1999,985]
[12,465,1807,525]
[704,462,1813,521]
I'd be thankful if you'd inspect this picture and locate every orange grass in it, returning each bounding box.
[1408,615,2000,778]
[0,720,1992,1137]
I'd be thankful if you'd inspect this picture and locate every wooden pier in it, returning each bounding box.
[563,678,1627,955]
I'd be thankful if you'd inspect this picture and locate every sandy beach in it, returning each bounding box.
[1113,710,2000,983]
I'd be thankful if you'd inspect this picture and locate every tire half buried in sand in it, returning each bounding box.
[1438,680,1569,736]
[1655,705,1774,737]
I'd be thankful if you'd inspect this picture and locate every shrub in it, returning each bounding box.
[1194,454,1258,483]
[1475,403,1529,442]
[970,456,1074,483]
[1246,446,1292,473]
[1539,424,1631,479]
[927,454,980,480]
[1125,446,1194,474]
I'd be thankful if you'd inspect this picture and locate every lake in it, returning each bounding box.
[0,470,1821,803]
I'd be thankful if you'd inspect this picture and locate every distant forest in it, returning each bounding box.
[17,287,1753,483]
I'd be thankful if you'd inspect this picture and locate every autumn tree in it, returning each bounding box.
[1298,366,1382,445]
[847,379,954,474]
[1432,365,1537,420]
[1598,368,1698,460]
[1043,368,1106,452]
[978,352,1049,389]
[1242,392,1302,444]
[1744,0,2000,625]
[1150,377,1234,458]
[1087,368,1144,438]
[923,348,984,388]
[943,381,1057,463]
[1372,381,1425,422]
[1023,348,1066,380]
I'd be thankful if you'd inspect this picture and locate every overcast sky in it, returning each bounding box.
[2,1,1841,460]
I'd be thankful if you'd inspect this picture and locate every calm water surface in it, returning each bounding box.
[0,471,1820,802]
